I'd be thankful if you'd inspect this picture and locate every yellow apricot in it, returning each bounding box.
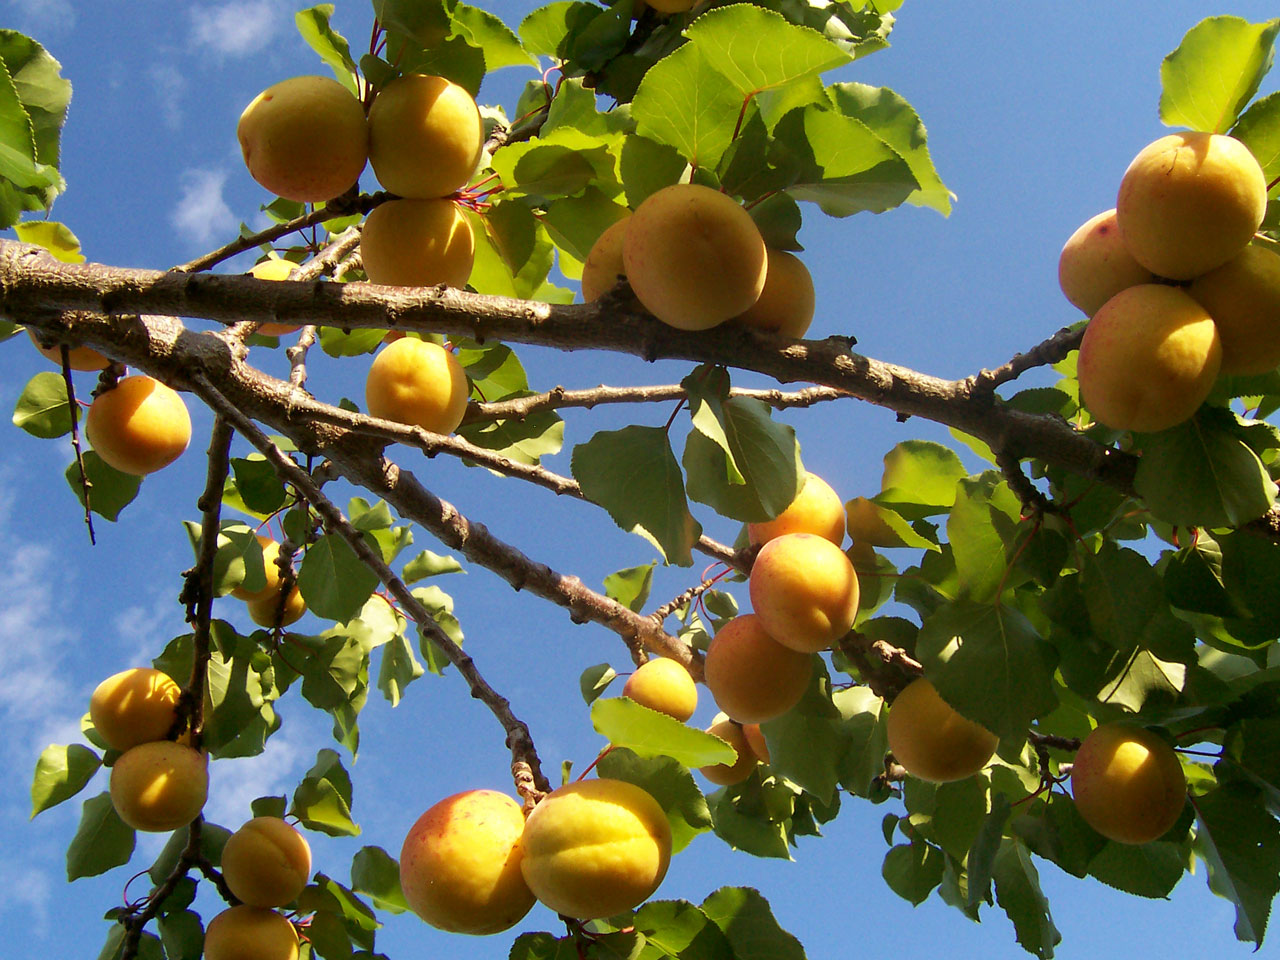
[248,259,303,336]
[1188,244,1280,376]
[109,740,208,832]
[1077,284,1221,433]
[368,74,483,199]
[622,183,766,330]
[580,215,631,302]
[247,584,306,629]
[89,668,183,752]
[622,658,697,722]
[360,198,475,288]
[237,75,369,203]
[400,789,535,934]
[747,471,845,547]
[1071,723,1187,845]
[886,677,998,783]
[365,337,470,434]
[520,778,671,919]
[1057,209,1155,316]
[232,536,287,603]
[221,817,312,907]
[204,906,299,960]
[698,720,757,786]
[734,249,815,338]
[85,375,192,476]
[742,722,770,764]
[26,328,109,371]
[1115,132,1267,280]
[703,614,812,723]
[749,533,860,653]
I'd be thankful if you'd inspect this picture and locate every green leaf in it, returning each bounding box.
[296,5,360,94]
[509,931,578,960]
[946,473,1021,603]
[298,534,381,624]
[518,2,600,58]
[0,30,69,205]
[1011,792,1106,879]
[319,326,386,357]
[991,839,1061,959]
[291,748,361,837]
[377,631,423,707]
[590,697,736,767]
[31,743,100,817]
[67,792,134,880]
[834,685,889,797]
[707,778,792,860]
[350,846,409,914]
[632,42,743,169]
[1087,839,1186,899]
[1163,533,1243,617]
[231,456,287,515]
[1233,91,1280,188]
[620,133,688,209]
[883,840,945,905]
[13,370,70,437]
[1194,780,1280,945]
[700,887,807,960]
[450,3,537,70]
[579,663,617,704]
[603,563,655,613]
[1160,16,1280,133]
[488,128,622,205]
[757,665,842,804]
[598,747,713,853]
[572,424,701,566]
[877,440,967,517]
[1080,542,1197,662]
[157,910,203,960]
[14,219,82,261]
[402,549,463,582]
[64,451,142,522]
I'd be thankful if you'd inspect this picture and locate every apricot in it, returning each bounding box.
[204,906,299,960]
[237,75,369,203]
[360,198,475,288]
[221,817,312,907]
[742,722,769,764]
[622,658,697,722]
[747,471,845,547]
[247,584,306,629]
[734,249,815,338]
[1188,244,1280,376]
[248,259,303,336]
[85,375,192,476]
[400,789,535,934]
[232,536,289,603]
[748,533,859,653]
[109,740,208,832]
[622,183,766,330]
[580,215,631,302]
[520,778,671,919]
[365,337,470,434]
[26,328,109,371]
[368,74,483,199]
[703,614,812,723]
[698,720,757,786]
[1071,723,1187,845]
[1077,284,1221,433]
[1057,209,1155,316]
[1115,132,1267,280]
[886,677,998,783]
[89,668,183,752]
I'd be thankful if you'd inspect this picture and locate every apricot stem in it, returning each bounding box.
[60,343,96,545]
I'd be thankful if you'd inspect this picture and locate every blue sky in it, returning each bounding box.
[0,1,1276,958]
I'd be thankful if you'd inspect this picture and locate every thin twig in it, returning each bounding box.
[970,324,1085,396]
[58,343,96,545]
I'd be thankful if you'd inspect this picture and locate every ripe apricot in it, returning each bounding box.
[89,667,183,752]
[1077,284,1221,433]
[580,215,631,302]
[247,584,306,629]
[703,614,812,723]
[1115,132,1266,280]
[747,471,845,547]
[368,74,483,199]
[886,677,997,783]
[232,536,288,603]
[109,740,208,832]
[622,183,766,330]
[365,337,470,434]
[742,722,770,764]
[221,817,312,907]
[1071,723,1187,845]
[248,259,303,336]
[400,789,535,934]
[1057,209,1155,316]
[360,198,475,288]
[749,533,859,653]
[26,328,109,371]
[520,778,671,919]
[622,658,697,722]
[237,75,369,203]
[204,905,299,960]
[735,249,815,338]
[698,720,758,786]
[85,375,192,476]
[1188,244,1280,376]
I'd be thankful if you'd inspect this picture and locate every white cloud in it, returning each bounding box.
[190,0,283,58]
[0,863,53,933]
[149,63,187,130]
[171,168,236,247]
[4,0,75,35]
[205,720,307,826]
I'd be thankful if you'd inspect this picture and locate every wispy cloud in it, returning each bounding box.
[190,0,284,58]
[4,0,76,36]
[171,168,236,248]
[205,720,308,826]
[149,63,187,131]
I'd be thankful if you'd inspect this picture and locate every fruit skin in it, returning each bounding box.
[248,259,303,336]
[232,536,288,603]
[747,471,845,547]
[698,720,758,786]
[1115,132,1267,280]
[360,197,475,288]
[89,667,183,752]
[1071,723,1187,845]
[520,778,671,920]
[247,583,306,629]
[580,215,631,302]
[26,328,109,370]
[623,183,767,331]
[1077,284,1221,433]
[366,337,470,434]
[1188,244,1280,376]
[735,249,816,338]
[221,817,312,907]
[204,905,299,960]
[1057,209,1155,316]
[622,658,697,722]
[109,740,208,832]
[400,789,536,934]
[742,723,770,764]
[368,74,483,199]
[85,375,192,476]
[237,75,369,203]
[703,613,812,723]
[886,677,998,783]
[749,533,860,653]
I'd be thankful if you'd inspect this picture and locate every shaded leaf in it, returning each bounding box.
[1194,780,1280,945]
[700,886,806,960]
[64,451,142,522]
[67,792,134,880]
[31,743,100,817]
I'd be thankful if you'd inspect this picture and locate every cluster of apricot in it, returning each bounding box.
[1059,131,1275,433]
[234,533,307,629]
